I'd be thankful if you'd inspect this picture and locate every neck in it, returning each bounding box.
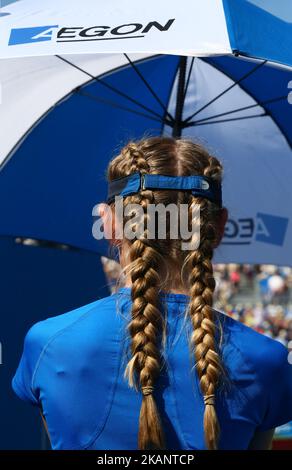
[119,244,190,296]
[123,279,189,296]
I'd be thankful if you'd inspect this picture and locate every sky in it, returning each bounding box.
[1,0,19,7]
[249,0,292,22]
[1,0,291,23]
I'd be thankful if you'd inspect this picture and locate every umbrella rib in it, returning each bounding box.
[186,95,286,126]
[75,88,164,123]
[186,112,267,127]
[183,59,267,123]
[123,53,175,123]
[183,56,195,102]
[55,55,167,123]
[173,56,188,137]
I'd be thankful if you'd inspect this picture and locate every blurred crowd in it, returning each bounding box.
[214,264,292,347]
[101,257,292,348]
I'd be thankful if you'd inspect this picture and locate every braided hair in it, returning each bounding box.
[107,136,225,449]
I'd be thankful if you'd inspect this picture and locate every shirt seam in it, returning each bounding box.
[80,295,132,449]
[31,295,122,450]
[31,296,118,400]
[117,287,190,304]
[12,376,39,406]
[82,326,125,449]
[223,333,265,406]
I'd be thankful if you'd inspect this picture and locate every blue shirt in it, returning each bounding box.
[12,287,292,450]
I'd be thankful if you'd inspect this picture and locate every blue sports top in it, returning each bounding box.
[12,287,292,450]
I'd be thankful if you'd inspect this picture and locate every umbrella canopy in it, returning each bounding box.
[0,0,292,68]
[0,0,292,266]
[1,52,291,265]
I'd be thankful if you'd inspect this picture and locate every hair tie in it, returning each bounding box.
[142,386,154,396]
[204,394,215,406]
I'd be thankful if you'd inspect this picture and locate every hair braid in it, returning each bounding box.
[118,142,166,449]
[185,196,223,449]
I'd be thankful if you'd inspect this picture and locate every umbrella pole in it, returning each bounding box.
[172,56,187,138]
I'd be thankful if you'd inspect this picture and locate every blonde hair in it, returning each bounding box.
[107,136,225,450]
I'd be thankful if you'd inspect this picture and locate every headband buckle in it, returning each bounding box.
[141,173,146,191]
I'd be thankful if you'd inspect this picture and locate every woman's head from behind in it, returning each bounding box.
[101,136,228,450]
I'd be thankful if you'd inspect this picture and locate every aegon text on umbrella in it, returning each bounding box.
[56,19,175,42]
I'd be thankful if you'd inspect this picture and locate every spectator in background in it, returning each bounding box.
[229,267,241,296]
[268,271,285,298]
[101,258,292,347]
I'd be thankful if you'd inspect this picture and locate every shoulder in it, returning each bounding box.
[216,310,292,431]
[25,292,126,354]
[217,310,289,381]
[12,291,130,409]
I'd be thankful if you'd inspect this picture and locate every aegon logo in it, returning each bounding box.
[222,213,289,246]
[9,19,175,46]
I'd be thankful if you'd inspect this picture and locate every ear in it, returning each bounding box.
[97,203,122,247]
[214,207,228,247]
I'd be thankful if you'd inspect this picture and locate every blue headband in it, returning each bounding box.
[107,172,222,207]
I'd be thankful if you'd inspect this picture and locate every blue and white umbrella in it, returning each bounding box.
[0,0,292,265]
[0,0,292,68]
